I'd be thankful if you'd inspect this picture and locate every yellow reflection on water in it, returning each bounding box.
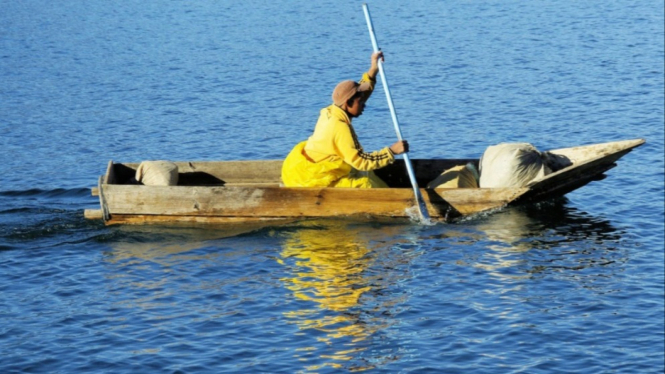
[279,220,410,371]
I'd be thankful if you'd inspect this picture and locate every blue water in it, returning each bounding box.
[1,1,663,373]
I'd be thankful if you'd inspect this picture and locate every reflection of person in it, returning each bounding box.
[279,221,375,355]
[278,221,414,370]
[281,51,408,188]
[281,223,371,312]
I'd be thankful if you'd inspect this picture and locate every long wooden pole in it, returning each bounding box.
[362,3,430,221]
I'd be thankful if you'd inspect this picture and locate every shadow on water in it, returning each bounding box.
[103,220,294,263]
[445,198,627,281]
[471,198,620,248]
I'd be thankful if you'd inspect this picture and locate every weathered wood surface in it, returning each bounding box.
[521,138,645,201]
[431,187,527,215]
[547,138,645,163]
[84,209,103,219]
[102,185,433,217]
[104,160,116,184]
[100,184,525,224]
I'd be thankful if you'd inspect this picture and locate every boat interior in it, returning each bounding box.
[102,139,645,192]
[104,159,479,188]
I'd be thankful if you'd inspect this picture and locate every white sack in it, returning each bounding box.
[427,163,479,189]
[479,143,550,188]
[135,161,179,186]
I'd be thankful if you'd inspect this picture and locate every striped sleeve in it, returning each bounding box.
[335,123,394,171]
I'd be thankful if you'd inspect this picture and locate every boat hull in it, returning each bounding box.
[86,139,645,225]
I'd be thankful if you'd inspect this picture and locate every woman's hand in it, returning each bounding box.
[389,140,409,155]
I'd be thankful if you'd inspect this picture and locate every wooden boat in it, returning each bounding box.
[84,138,645,225]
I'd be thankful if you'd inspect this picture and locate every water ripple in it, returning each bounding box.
[0,0,663,372]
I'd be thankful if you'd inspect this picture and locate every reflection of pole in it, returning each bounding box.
[362,3,430,221]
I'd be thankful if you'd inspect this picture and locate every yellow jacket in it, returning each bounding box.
[304,73,394,172]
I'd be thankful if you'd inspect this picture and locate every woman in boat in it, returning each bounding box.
[281,51,408,188]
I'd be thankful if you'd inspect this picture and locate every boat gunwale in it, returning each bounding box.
[526,138,645,188]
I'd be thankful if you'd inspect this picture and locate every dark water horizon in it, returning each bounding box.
[1,1,663,373]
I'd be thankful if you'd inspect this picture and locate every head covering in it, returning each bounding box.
[332,80,371,106]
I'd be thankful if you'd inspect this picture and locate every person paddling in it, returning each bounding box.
[281,51,408,188]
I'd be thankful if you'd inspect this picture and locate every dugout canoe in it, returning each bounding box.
[85,138,645,225]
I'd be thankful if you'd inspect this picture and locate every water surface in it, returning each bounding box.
[1,1,663,373]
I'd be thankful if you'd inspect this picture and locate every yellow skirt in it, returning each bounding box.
[281,141,388,188]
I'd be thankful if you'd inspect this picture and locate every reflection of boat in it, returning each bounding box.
[105,222,281,262]
[472,199,620,251]
[85,139,644,225]
[459,200,623,278]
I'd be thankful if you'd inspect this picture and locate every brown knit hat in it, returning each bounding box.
[332,80,371,106]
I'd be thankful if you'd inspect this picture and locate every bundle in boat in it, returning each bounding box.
[134,161,179,186]
[479,143,572,188]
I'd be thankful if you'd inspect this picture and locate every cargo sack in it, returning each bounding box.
[479,143,551,188]
[427,163,479,189]
[135,161,179,186]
